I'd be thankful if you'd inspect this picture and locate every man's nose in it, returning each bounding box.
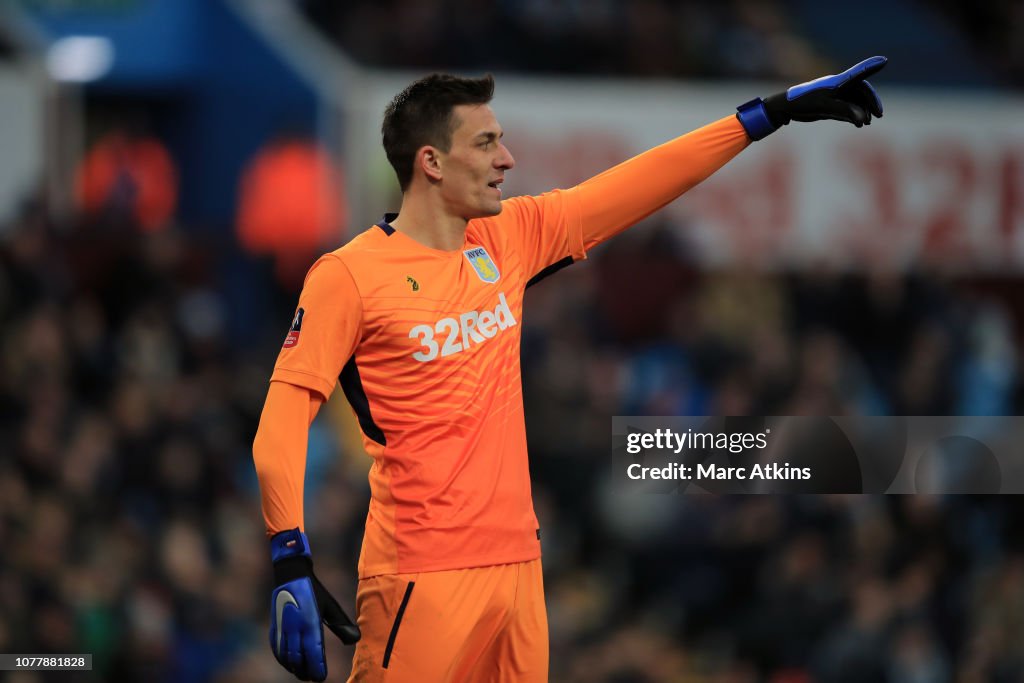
[496,143,515,170]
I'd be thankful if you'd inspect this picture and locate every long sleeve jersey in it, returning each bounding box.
[253,115,751,578]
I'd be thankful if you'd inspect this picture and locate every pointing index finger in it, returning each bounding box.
[843,55,888,82]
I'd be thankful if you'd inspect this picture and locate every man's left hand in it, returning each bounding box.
[736,56,887,140]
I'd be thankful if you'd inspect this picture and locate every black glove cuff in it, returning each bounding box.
[273,555,314,586]
[761,92,792,129]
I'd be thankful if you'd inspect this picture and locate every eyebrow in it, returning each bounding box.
[474,131,503,142]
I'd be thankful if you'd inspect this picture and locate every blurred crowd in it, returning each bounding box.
[521,221,1022,460]
[299,0,827,81]
[931,0,1024,85]
[299,0,1024,87]
[3,191,1024,682]
[541,495,1024,683]
[0,198,278,681]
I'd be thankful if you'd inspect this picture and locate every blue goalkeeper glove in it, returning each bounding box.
[269,529,360,682]
[736,56,887,141]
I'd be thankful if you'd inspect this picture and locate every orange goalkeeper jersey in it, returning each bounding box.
[258,115,750,578]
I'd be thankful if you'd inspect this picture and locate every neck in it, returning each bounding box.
[389,191,467,252]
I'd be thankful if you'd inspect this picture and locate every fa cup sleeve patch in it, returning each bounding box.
[282,308,304,349]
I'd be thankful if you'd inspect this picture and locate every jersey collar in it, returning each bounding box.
[376,213,397,236]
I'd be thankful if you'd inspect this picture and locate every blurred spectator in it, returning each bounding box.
[236,133,346,289]
[75,130,178,233]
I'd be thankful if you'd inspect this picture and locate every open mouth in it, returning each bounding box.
[487,179,503,190]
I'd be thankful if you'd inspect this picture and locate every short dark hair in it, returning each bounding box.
[382,73,495,192]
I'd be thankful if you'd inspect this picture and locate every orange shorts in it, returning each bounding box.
[346,559,547,683]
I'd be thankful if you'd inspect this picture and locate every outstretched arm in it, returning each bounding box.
[496,57,886,280]
[570,114,750,251]
[567,56,888,252]
[494,116,749,279]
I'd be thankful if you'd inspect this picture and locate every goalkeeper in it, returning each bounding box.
[253,57,886,682]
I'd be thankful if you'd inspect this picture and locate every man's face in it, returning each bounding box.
[437,104,515,219]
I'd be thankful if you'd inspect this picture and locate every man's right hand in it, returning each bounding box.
[269,529,360,682]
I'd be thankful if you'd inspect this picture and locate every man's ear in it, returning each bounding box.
[418,146,443,182]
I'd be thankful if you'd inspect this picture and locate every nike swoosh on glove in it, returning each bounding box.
[269,529,360,682]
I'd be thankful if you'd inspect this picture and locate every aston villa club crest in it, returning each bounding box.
[464,247,500,283]
[283,308,304,348]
